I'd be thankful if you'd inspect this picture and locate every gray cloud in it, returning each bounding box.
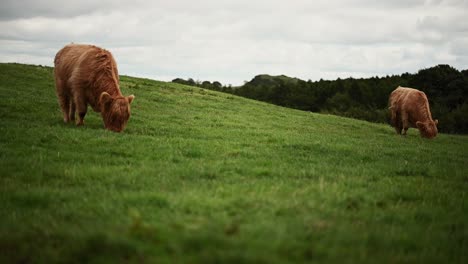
[0,0,467,85]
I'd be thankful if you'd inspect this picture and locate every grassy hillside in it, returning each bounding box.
[192,65,468,134]
[0,63,467,263]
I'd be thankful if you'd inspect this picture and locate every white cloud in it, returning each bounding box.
[0,0,467,85]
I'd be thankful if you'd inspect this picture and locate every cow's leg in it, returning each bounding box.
[75,102,87,126]
[395,123,403,135]
[401,112,409,135]
[72,87,87,126]
[69,100,76,121]
[403,127,409,135]
[55,77,70,123]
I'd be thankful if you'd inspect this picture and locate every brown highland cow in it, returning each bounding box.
[389,86,438,139]
[54,44,135,132]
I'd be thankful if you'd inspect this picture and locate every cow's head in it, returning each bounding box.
[99,92,135,132]
[416,119,438,139]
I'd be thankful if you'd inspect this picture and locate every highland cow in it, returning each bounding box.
[54,44,135,132]
[389,86,438,139]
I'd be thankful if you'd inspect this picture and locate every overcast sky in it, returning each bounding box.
[1,0,467,85]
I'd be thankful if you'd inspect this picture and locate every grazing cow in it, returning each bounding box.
[54,44,135,132]
[388,86,438,139]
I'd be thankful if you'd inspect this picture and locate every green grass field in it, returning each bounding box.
[1,63,467,263]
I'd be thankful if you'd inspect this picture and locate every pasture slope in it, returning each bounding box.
[0,63,467,264]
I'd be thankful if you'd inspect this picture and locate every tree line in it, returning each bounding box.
[173,64,468,134]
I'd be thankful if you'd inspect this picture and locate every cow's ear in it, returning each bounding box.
[127,95,135,104]
[100,92,112,105]
[434,119,438,125]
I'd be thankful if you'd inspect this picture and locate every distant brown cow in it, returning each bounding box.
[389,86,438,138]
[54,44,135,132]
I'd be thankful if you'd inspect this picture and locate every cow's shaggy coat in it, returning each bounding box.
[54,44,134,132]
[389,86,438,138]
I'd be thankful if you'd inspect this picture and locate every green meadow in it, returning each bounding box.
[0,63,467,263]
